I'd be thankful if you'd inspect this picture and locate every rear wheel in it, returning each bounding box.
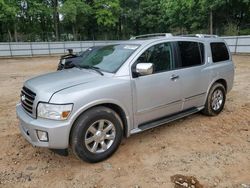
[202,83,226,116]
[71,106,123,163]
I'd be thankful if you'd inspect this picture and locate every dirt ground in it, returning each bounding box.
[0,55,249,188]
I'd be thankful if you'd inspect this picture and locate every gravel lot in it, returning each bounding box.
[0,55,249,188]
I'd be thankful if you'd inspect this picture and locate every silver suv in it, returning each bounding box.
[16,34,234,162]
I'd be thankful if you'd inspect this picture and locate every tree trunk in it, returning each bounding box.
[104,29,108,40]
[52,0,59,41]
[118,16,122,39]
[210,10,213,34]
[7,28,13,42]
[72,25,77,41]
[41,17,46,41]
[14,23,18,42]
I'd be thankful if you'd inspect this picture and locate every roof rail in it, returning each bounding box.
[181,34,218,38]
[196,34,218,38]
[130,33,173,40]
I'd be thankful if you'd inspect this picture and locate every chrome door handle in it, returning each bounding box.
[170,74,179,80]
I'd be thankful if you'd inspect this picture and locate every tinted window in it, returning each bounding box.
[136,43,173,73]
[177,41,204,68]
[210,42,229,62]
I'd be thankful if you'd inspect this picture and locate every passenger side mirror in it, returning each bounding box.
[135,63,154,76]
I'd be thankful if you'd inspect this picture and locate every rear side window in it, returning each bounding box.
[177,41,204,68]
[210,42,229,63]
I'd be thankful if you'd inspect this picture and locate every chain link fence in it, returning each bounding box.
[0,36,249,58]
[223,35,250,54]
[0,41,124,57]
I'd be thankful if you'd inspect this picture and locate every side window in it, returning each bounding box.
[177,41,204,68]
[136,42,173,73]
[210,42,229,63]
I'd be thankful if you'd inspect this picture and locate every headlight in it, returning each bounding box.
[61,59,66,65]
[37,103,73,120]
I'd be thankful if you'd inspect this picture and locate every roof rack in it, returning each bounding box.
[130,33,173,40]
[181,34,218,38]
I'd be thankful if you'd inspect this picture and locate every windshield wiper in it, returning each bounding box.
[81,65,104,76]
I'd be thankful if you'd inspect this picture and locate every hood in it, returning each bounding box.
[24,68,104,102]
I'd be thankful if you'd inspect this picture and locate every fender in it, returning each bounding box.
[68,98,132,137]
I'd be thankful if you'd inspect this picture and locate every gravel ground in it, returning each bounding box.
[0,55,249,188]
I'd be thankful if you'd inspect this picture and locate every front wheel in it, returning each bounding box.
[202,83,226,116]
[70,106,123,163]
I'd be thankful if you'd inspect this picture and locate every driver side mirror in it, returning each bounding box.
[64,61,75,69]
[134,63,154,77]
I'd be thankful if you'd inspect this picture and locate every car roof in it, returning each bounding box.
[113,35,226,47]
[88,34,226,49]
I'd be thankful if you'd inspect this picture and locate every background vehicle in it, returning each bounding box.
[57,47,102,70]
[16,34,234,163]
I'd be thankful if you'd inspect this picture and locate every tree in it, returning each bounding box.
[0,0,250,42]
[200,0,224,34]
[120,0,141,37]
[161,0,194,34]
[139,0,166,34]
[93,0,120,39]
[219,0,250,35]
[52,0,60,41]
[60,0,91,40]
[18,0,53,41]
[0,0,18,41]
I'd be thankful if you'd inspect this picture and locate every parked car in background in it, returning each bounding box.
[16,33,234,163]
[57,47,101,70]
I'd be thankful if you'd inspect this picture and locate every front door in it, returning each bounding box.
[131,42,182,126]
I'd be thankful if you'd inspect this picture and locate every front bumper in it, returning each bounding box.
[16,104,71,149]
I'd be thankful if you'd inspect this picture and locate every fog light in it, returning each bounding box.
[36,130,48,142]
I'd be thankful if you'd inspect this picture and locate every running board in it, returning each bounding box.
[131,108,200,134]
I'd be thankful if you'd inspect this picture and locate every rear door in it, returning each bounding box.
[173,41,211,110]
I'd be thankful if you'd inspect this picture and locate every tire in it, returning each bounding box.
[70,106,123,163]
[57,63,63,70]
[202,82,226,116]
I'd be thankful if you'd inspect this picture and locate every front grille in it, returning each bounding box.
[20,87,36,115]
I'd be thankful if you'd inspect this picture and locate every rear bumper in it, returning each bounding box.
[16,104,71,149]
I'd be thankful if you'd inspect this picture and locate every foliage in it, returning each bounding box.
[93,0,120,28]
[60,0,90,24]
[224,22,239,36]
[0,0,249,41]
[0,0,17,21]
[60,0,91,40]
[139,0,166,33]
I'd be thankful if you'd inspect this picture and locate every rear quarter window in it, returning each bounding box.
[210,42,230,63]
[177,41,204,68]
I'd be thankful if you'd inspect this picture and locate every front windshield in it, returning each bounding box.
[78,44,139,73]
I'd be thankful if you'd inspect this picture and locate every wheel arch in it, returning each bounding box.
[215,79,227,92]
[69,102,130,146]
[99,103,128,137]
[205,78,228,104]
[207,78,227,95]
[202,78,227,116]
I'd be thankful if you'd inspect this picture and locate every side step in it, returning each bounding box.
[137,107,200,132]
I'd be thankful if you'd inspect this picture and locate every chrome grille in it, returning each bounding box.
[20,87,36,115]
